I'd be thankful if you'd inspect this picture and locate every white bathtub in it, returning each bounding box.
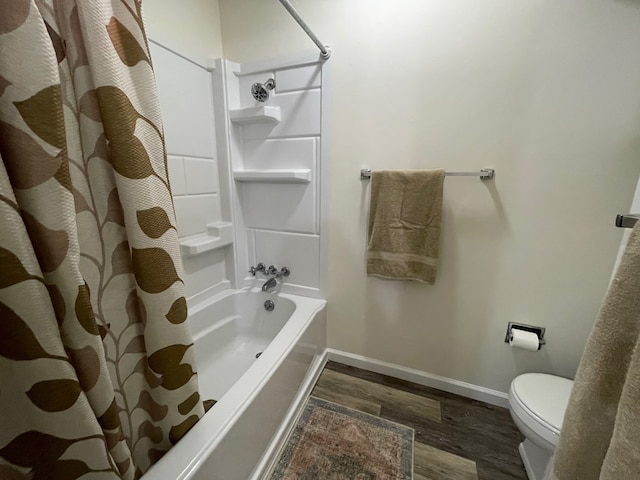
[143,288,327,480]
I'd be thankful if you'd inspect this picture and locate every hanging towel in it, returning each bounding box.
[548,222,640,480]
[367,169,445,284]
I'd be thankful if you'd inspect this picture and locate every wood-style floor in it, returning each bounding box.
[310,362,528,480]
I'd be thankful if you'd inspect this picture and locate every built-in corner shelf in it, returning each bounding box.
[229,106,281,125]
[233,169,312,184]
[179,222,233,257]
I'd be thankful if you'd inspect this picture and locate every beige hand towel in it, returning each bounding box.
[548,222,640,480]
[367,169,445,284]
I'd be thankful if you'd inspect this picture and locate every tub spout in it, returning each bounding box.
[262,277,278,292]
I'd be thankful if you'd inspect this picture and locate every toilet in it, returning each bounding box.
[508,373,574,480]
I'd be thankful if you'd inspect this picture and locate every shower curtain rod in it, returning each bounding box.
[277,0,331,59]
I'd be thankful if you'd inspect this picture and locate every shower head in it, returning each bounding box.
[251,78,276,102]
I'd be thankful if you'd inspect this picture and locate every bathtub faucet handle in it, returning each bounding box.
[266,265,290,278]
[249,262,266,276]
[276,267,290,279]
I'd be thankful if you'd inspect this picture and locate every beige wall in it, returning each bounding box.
[613,177,640,275]
[144,0,223,60]
[219,0,640,392]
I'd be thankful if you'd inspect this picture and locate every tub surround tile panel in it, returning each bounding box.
[253,229,320,289]
[174,194,222,238]
[242,90,321,140]
[276,284,323,299]
[151,40,229,308]
[242,182,317,233]
[150,42,216,159]
[247,228,256,270]
[230,61,326,296]
[243,137,317,171]
[168,155,186,195]
[275,64,322,93]
[240,136,317,234]
[184,157,219,194]
[182,248,227,300]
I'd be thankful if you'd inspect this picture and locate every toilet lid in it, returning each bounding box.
[512,373,573,432]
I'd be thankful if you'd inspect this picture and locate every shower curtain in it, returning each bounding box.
[0,1,204,479]
[549,222,640,479]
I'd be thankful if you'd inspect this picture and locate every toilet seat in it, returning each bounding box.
[509,373,573,450]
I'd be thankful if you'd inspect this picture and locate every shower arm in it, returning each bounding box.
[277,0,331,59]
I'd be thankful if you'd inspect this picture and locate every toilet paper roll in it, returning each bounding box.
[509,329,540,351]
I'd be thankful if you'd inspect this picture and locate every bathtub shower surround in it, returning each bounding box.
[143,289,327,480]
[150,42,233,308]
[222,54,330,299]
[143,19,331,476]
[0,3,203,478]
[151,45,330,306]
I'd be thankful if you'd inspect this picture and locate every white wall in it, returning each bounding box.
[219,0,640,392]
[144,0,223,61]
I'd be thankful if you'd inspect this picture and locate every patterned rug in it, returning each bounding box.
[271,396,414,479]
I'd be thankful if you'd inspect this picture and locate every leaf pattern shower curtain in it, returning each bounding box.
[0,1,204,478]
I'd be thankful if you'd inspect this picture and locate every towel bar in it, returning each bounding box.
[616,214,639,229]
[360,168,494,181]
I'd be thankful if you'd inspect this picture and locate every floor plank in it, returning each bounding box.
[315,368,442,424]
[311,383,382,415]
[414,441,478,480]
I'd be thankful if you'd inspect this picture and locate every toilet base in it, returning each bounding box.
[519,439,552,480]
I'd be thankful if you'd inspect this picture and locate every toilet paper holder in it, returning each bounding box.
[504,322,546,347]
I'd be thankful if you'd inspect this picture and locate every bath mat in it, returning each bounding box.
[271,396,413,479]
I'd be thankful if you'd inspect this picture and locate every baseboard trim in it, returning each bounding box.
[326,349,509,408]
[252,349,329,480]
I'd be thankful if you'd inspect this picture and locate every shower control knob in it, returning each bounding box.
[278,267,290,278]
[249,263,265,276]
[267,265,278,276]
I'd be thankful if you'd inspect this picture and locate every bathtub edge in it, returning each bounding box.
[250,347,329,480]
